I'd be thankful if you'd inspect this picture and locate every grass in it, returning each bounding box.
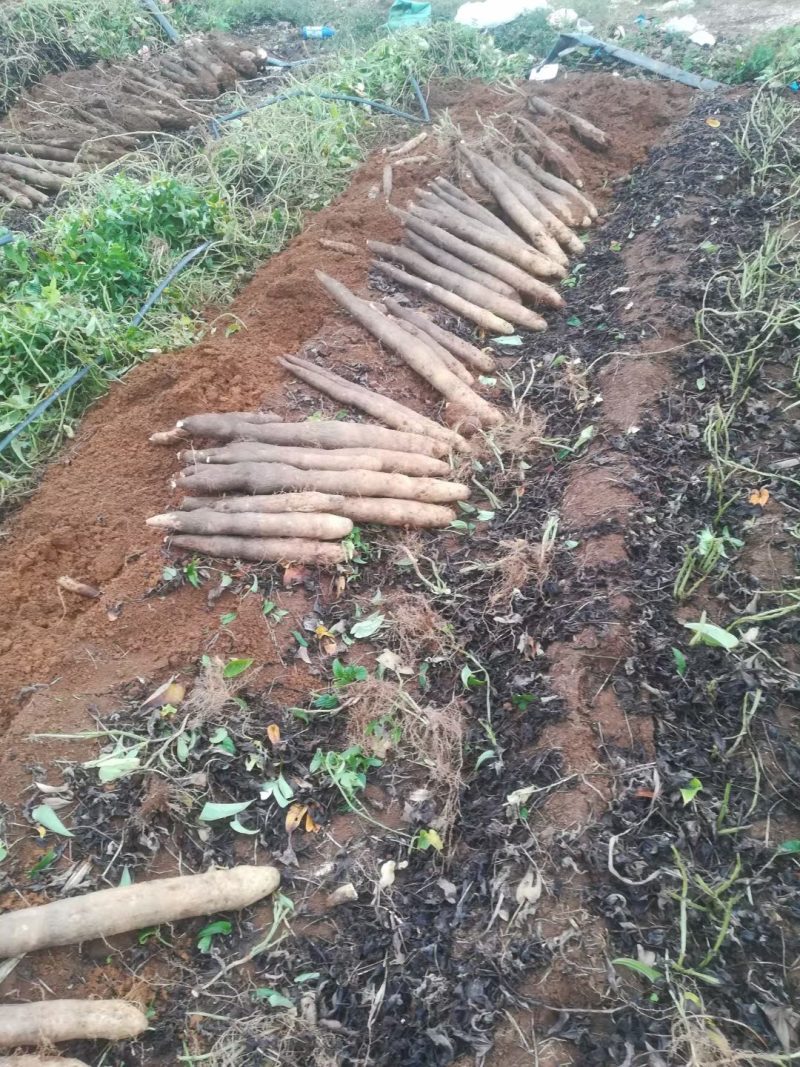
[0,23,524,498]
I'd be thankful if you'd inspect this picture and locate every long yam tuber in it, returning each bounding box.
[0,865,280,957]
[316,272,503,425]
[487,151,584,256]
[396,206,564,308]
[180,492,346,513]
[458,146,567,266]
[177,496,456,529]
[514,115,585,188]
[368,240,547,333]
[0,1057,91,1066]
[514,148,597,220]
[176,461,471,504]
[279,354,469,443]
[170,535,346,564]
[410,201,564,280]
[382,315,477,385]
[150,510,353,540]
[0,1001,148,1048]
[181,442,383,472]
[181,441,450,477]
[374,259,517,337]
[383,298,494,373]
[404,230,520,301]
[527,95,609,152]
[153,418,448,458]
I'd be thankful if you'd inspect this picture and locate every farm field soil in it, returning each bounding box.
[0,72,796,1067]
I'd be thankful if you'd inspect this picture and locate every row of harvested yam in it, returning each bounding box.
[0,34,268,207]
[363,137,599,337]
[150,411,474,563]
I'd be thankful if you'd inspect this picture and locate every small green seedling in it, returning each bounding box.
[310,746,381,807]
[414,828,444,852]
[332,658,368,686]
[680,777,703,805]
[197,919,232,954]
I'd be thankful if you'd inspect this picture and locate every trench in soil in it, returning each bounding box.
[0,72,797,1067]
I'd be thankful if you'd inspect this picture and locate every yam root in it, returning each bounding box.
[514,148,597,220]
[0,159,64,191]
[316,272,503,425]
[319,238,358,255]
[183,443,449,477]
[181,492,347,513]
[488,151,584,256]
[150,411,280,445]
[404,230,521,301]
[429,177,521,241]
[0,180,33,209]
[180,441,382,471]
[0,1001,147,1048]
[388,130,427,156]
[368,242,547,332]
[0,142,76,162]
[514,115,584,188]
[150,510,353,540]
[383,163,393,200]
[374,259,515,337]
[458,146,567,266]
[57,576,101,599]
[504,154,586,228]
[411,201,563,280]
[0,1057,91,1066]
[382,315,476,385]
[0,865,280,957]
[178,496,456,529]
[280,354,468,444]
[396,205,564,308]
[383,297,495,374]
[527,95,609,152]
[170,535,346,564]
[176,461,470,504]
[154,417,448,458]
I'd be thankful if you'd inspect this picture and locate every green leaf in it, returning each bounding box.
[32,804,74,838]
[566,315,582,327]
[230,818,259,835]
[492,334,522,345]
[475,749,496,768]
[680,777,703,805]
[778,839,800,854]
[292,630,309,647]
[28,849,57,877]
[222,657,253,679]
[197,919,232,953]
[610,240,622,252]
[162,566,178,582]
[119,866,133,887]
[199,800,253,822]
[262,599,276,616]
[294,971,321,983]
[261,774,294,808]
[252,987,294,1009]
[683,621,739,650]
[415,828,444,852]
[220,612,237,626]
[612,958,663,983]
[699,240,719,254]
[220,573,233,588]
[460,664,486,689]
[672,647,688,677]
[350,613,385,640]
[0,841,7,862]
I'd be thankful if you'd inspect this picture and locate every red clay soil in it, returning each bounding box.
[0,74,692,804]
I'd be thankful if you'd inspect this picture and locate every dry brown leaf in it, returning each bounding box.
[749,487,770,506]
[285,803,307,833]
[304,810,321,833]
[266,723,281,746]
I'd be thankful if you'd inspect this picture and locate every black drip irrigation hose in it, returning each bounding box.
[0,241,211,458]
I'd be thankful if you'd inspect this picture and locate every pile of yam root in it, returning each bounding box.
[0,33,270,208]
[149,98,606,566]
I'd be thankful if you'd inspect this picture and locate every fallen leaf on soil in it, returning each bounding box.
[748,487,770,506]
[304,810,321,833]
[379,860,397,889]
[515,867,543,907]
[376,649,414,675]
[283,563,308,586]
[705,117,721,128]
[285,803,307,833]
[266,723,281,745]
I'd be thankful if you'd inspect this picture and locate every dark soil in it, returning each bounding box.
[0,71,797,1067]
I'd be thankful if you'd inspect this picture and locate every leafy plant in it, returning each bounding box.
[332,658,368,686]
[310,745,381,807]
[197,919,232,954]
